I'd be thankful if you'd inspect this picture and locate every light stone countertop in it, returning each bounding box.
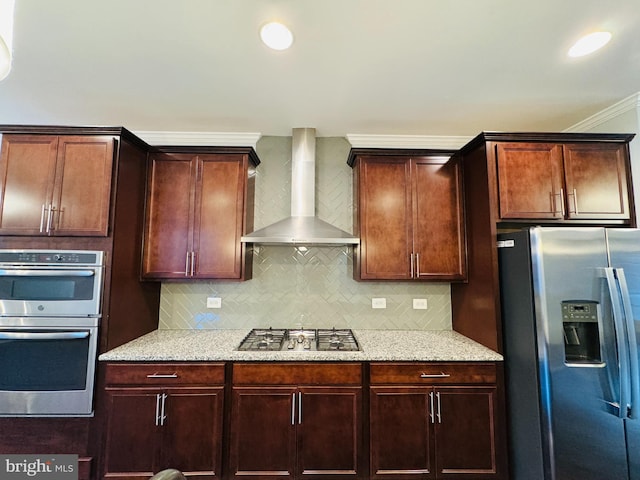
[98,329,503,362]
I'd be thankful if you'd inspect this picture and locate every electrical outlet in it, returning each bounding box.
[206,297,222,308]
[413,298,428,310]
[372,298,387,309]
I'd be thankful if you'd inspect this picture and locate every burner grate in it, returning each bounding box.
[316,328,360,351]
[237,328,286,351]
[238,327,360,352]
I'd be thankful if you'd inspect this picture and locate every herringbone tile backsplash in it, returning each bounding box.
[159,136,452,331]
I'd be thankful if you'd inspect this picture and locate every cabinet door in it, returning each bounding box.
[53,136,114,236]
[143,154,197,278]
[412,157,466,280]
[496,143,564,220]
[562,143,630,220]
[358,157,412,280]
[370,387,435,479]
[434,387,498,478]
[0,135,58,234]
[229,387,297,479]
[103,388,160,480]
[193,155,246,278]
[161,387,224,479]
[297,387,362,479]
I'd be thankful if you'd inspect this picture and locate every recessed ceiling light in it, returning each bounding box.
[260,22,293,51]
[568,31,612,57]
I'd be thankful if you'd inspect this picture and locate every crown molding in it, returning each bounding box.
[134,130,262,147]
[564,92,640,132]
[346,133,472,150]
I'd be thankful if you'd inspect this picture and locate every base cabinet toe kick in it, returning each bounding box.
[100,361,507,480]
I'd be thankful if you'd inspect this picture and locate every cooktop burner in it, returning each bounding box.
[238,327,360,352]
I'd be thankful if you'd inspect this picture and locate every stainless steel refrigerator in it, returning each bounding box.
[498,227,640,480]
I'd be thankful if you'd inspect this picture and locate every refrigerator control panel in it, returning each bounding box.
[561,300,603,365]
[562,300,599,322]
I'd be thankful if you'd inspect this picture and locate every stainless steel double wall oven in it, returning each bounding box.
[0,250,104,416]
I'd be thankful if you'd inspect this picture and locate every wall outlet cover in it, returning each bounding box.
[372,298,387,309]
[207,297,222,308]
[413,298,428,310]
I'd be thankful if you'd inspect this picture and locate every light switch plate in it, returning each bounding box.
[413,298,428,310]
[372,298,387,309]
[206,297,222,308]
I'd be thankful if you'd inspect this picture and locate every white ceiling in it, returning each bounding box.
[0,0,639,139]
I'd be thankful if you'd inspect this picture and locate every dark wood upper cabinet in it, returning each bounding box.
[349,149,466,281]
[493,136,634,223]
[451,131,635,354]
[142,147,259,280]
[0,134,115,236]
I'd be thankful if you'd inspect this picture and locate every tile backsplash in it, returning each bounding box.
[159,135,452,331]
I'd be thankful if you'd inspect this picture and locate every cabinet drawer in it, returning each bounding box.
[370,362,497,385]
[233,362,362,385]
[104,362,225,386]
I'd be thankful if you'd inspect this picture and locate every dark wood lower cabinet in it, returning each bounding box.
[369,363,503,480]
[102,363,225,480]
[229,363,364,480]
[101,361,504,480]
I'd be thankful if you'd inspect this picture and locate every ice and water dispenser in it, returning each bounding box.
[561,300,603,364]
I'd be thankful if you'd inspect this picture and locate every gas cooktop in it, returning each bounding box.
[238,328,360,352]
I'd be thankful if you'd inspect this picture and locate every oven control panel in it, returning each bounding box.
[0,250,104,266]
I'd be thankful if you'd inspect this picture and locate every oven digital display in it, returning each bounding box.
[12,279,77,300]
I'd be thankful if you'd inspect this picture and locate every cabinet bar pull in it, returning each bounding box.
[155,393,162,426]
[39,204,46,233]
[416,252,420,278]
[560,188,566,216]
[410,253,415,279]
[160,393,167,426]
[291,393,296,425]
[436,392,442,424]
[572,188,579,214]
[429,392,435,424]
[298,392,302,425]
[146,373,178,378]
[185,252,190,276]
[190,251,196,276]
[420,372,451,378]
[46,205,54,234]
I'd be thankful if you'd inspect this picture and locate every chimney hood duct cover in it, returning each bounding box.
[241,128,359,245]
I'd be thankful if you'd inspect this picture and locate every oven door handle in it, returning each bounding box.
[0,331,90,340]
[0,269,95,277]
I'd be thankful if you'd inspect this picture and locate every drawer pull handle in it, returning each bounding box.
[420,372,450,378]
[146,373,178,378]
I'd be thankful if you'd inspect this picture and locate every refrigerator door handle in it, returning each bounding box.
[614,268,639,419]
[604,267,631,419]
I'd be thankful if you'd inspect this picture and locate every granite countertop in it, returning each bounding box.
[99,329,503,362]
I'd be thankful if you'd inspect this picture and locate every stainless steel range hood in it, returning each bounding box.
[241,128,359,245]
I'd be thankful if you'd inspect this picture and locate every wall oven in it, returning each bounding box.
[0,250,104,416]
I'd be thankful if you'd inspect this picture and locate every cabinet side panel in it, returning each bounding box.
[104,138,160,352]
[450,146,501,352]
